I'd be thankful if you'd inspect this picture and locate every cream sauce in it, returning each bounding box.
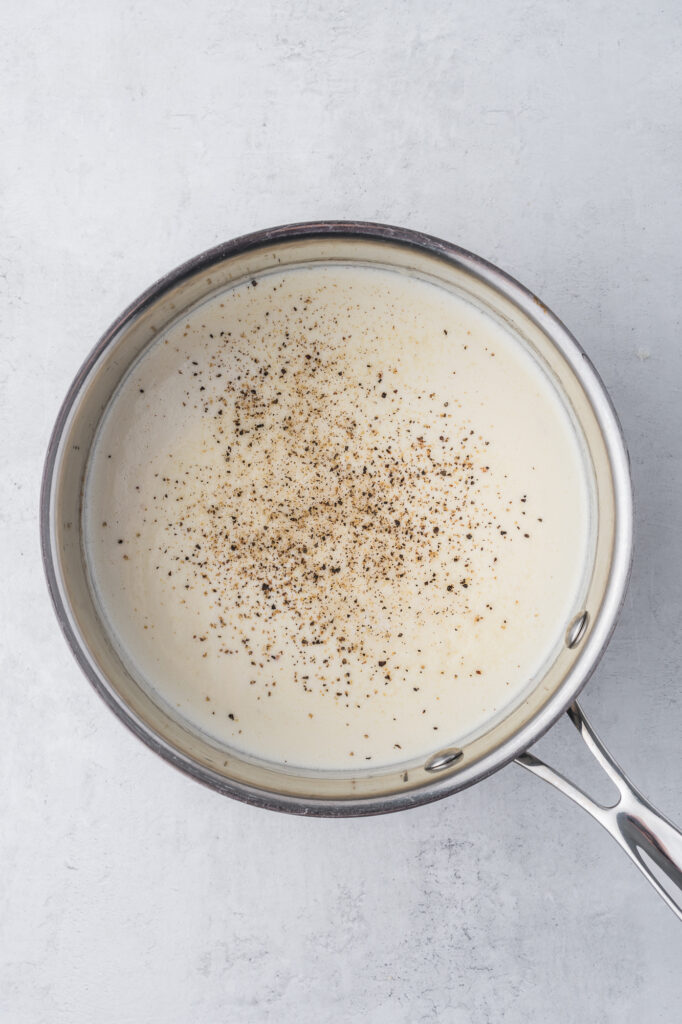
[84,265,591,768]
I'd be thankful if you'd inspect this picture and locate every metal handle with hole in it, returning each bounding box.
[516,701,682,921]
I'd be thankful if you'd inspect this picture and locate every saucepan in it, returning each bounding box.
[40,221,682,918]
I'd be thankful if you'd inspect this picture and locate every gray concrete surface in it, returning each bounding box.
[1,1,681,1021]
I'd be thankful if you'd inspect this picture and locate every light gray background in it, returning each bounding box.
[2,2,681,1021]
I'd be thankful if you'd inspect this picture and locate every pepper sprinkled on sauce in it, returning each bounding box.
[140,284,520,708]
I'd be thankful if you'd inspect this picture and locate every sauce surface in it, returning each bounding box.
[84,265,591,768]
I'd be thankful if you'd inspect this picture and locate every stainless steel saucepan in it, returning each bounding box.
[40,222,682,919]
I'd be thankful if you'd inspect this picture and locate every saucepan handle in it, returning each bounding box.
[516,701,682,921]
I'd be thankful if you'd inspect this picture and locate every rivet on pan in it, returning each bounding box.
[424,748,464,773]
[566,610,590,649]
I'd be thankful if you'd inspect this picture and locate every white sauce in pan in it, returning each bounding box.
[84,265,591,768]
